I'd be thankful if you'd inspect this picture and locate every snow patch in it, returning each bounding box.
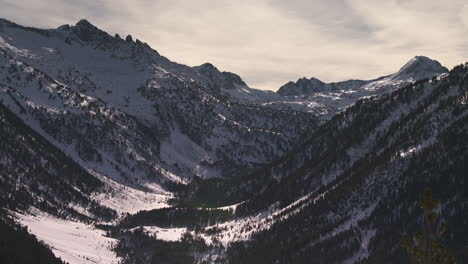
[91,172,173,215]
[132,226,187,242]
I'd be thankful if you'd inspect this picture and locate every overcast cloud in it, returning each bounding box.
[1,0,467,90]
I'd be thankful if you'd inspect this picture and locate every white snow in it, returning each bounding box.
[91,172,173,215]
[214,201,244,212]
[160,128,217,178]
[132,226,187,242]
[400,146,419,157]
[16,211,121,264]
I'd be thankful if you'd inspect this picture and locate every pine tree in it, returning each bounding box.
[401,188,456,264]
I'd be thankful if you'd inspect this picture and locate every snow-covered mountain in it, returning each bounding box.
[1,17,466,264]
[197,55,449,118]
[278,56,447,97]
[0,18,317,188]
[274,56,448,117]
[106,62,467,264]
[0,17,317,263]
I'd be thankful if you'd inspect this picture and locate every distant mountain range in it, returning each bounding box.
[0,18,466,264]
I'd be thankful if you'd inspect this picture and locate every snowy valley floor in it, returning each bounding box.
[16,211,120,264]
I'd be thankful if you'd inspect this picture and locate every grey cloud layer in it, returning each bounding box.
[0,0,467,90]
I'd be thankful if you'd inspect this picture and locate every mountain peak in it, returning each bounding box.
[402,56,441,69]
[58,18,160,57]
[192,63,247,90]
[277,77,327,96]
[200,62,216,69]
[394,56,448,80]
[70,19,106,42]
[75,19,96,29]
[300,77,322,83]
[193,63,220,75]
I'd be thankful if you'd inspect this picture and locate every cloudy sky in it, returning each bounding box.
[1,0,467,90]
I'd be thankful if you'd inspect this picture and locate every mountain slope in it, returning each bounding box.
[0,18,318,188]
[105,64,467,264]
[0,99,116,220]
[225,64,467,263]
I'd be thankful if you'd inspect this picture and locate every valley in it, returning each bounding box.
[0,18,466,264]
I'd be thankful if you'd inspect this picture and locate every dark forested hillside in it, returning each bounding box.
[102,64,468,264]
[0,101,116,221]
[224,64,468,263]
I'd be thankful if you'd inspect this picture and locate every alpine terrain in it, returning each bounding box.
[0,18,466,264]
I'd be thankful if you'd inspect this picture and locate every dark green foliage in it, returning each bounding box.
[114,228,209,264]
[401,189,456,264]
[119,206,234,230]
[176,176,249,208]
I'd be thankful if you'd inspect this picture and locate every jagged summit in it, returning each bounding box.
[54,18,159,56]
[69,18,111,43]
[277,76,367,96]
[277,77,328,96]
[69,19,143,47]
[55,19,98,32]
